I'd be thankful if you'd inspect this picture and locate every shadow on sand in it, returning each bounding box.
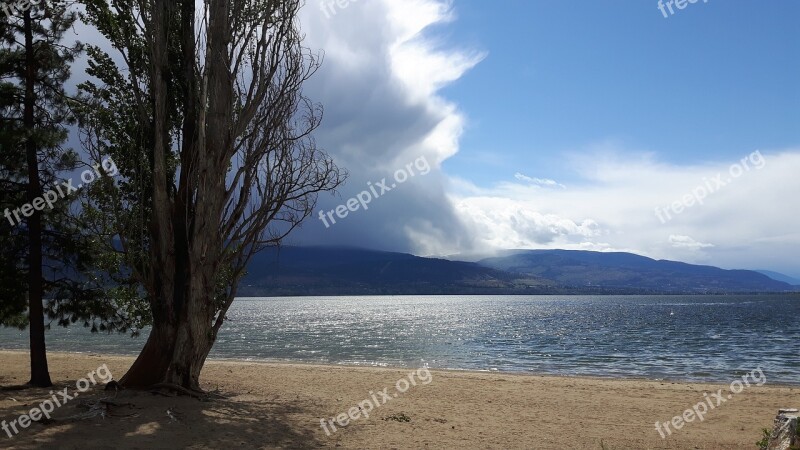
[0,378,324,449]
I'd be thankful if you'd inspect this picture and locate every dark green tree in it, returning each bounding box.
[78,0,344,391]
[0,0,131,387]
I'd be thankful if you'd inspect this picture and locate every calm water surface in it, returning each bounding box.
[1,295,798,384]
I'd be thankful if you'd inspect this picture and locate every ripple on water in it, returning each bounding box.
[0,294,798,384]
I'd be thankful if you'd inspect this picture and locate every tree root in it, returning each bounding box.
[148,382,217,399]
[117,382,224,401]
[1,384,32,391]
[104,380,122,392]
[56,397,140,422]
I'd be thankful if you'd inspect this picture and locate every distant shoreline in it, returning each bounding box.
[235,290,800,297]
[232,292,800,297]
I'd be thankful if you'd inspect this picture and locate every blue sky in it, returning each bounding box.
[439,0,800,186]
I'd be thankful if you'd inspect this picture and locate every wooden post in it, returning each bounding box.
[767,408,799,450]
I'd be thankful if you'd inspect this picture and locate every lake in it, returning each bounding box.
[1,295,798,384]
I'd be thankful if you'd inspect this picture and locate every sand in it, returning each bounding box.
[0,351,795,449]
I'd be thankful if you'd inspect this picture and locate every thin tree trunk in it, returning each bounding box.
[23,9,52,388]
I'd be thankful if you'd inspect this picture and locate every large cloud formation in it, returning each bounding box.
[294,1,800,276]
[292,0,485,255]
[64,0,800,275]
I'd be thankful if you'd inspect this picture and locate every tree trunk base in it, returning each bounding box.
[119,320,212,394]
[149,382,206,398]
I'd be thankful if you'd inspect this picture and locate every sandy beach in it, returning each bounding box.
[0,351,794,449]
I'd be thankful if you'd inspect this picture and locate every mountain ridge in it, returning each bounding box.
[478,249,791,293]
[237,246,795,296]
[756,269,800,286]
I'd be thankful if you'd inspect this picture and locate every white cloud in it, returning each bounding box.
[669,235,714,249]
[514,173,566,189]
[450,148,800,273]
[293,0,484,255]
[454,196,601,250]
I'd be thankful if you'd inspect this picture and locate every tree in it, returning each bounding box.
[78,0,344,391]
[0,0,130,387]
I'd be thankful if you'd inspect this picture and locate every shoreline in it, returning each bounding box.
[1,351,796,449]
[3,349,797,388]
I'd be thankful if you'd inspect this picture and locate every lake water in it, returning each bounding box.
[1,295,799,384]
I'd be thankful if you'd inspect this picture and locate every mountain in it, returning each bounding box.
[238,246,556,296]
[237,246,796,296]
[479,250,793,293]
[756,270,800,286]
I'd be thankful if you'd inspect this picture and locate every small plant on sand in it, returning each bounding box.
[793,421,800,450]
[756,421,800,450]
[797,421,800,449]
[757,427,771,450]
[384,413,411,423]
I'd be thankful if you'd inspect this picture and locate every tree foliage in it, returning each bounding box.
[0,1,134,386]
[77,0,344,390]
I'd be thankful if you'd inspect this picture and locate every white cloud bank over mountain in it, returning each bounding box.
[294,1,800,276]
[452,149,800,275]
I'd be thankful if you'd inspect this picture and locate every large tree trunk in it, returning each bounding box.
[118,256,216,391]
[119,253,216,392]
[118,319,176,388]
[119,303,214,391]
[117,0,223,393]
[119,326,213,391]
[23,9,52,388]
[87,0,340,393]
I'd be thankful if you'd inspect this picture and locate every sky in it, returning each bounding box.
[285,0,800,277]
[61,1,800,277]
